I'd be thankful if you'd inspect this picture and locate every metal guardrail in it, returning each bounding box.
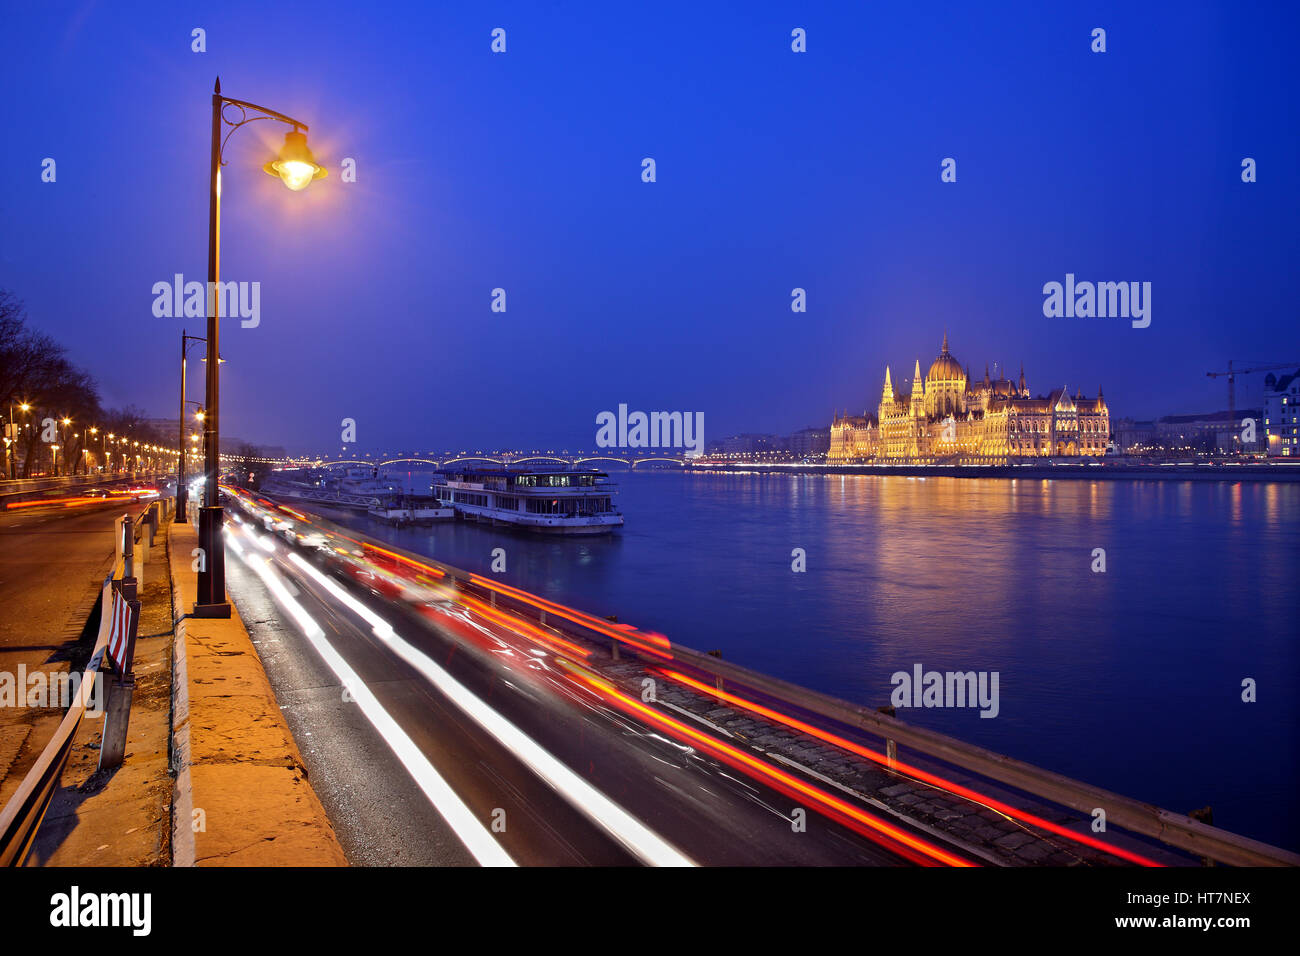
[240,489,1299,868]
[0,496,171,866]
[475,590,1300,867]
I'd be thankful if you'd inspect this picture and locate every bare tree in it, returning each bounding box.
[1,290,106,476]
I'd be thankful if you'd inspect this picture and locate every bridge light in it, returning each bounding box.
[264,129,326,191]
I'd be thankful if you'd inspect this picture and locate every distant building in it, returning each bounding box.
[144,417,275,456]
[1112,418,1156,455]
[719,433,782,455]
[788,426,830,457]
[830,332,1110,462]
[144,417,188,438]
[1263,368,1300,457]
[1155,410,1260,454]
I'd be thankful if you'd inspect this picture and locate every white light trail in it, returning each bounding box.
[229,528,515,867]
[287,551,696,867]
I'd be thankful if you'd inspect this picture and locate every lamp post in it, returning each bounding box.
[58,417,72,476]
[2,402,15,480]
[195,77,326,618]
[13,402,31,478]
[177,331,208,522]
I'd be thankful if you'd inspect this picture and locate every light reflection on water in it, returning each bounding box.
[373,468,1299,850]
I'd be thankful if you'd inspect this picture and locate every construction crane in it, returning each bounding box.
[1206,360,1300,422]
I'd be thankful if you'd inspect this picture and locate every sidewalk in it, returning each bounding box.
[169,520,346,866]
[29,524,175,866]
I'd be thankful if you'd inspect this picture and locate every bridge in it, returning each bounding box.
[293,453,688,470]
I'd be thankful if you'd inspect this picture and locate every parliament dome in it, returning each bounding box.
[926,332,965,382]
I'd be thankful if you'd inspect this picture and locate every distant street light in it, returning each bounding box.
[177,331,208,521]
[2,400,29,478]
[195,77,326,618]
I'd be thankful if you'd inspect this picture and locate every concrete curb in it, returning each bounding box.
[167,520,347,866]
[169,595,195,868]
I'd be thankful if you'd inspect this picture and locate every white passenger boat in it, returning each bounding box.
[432,468,623,534]
[367,498,455,527]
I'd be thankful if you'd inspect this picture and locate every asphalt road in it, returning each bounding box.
[0,491,155,804]
[224,514,969,866]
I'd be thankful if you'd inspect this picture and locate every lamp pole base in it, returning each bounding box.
[195,505,229,618]
[192,602,232,619]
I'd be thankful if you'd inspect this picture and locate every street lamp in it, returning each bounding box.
[264,128,327,191]
[195,77,326,618]
[2,401,21,479]
[177,331,207,522]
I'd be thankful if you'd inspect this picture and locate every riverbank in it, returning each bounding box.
[686,460,1300,481]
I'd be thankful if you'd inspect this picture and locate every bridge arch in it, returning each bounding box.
[508,456,570,466]
[573,456,631,467]
[377,457,440,467]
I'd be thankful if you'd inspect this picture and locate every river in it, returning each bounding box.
[351,468,1299,851]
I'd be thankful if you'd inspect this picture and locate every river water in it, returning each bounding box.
[361,468,1298,851]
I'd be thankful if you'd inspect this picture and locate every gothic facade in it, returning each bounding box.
[828,333,1110,462]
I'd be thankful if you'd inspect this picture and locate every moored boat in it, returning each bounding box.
[432,468,623,534]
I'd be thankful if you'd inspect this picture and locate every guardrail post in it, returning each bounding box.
[114,514,127,574]
[707,649,724,695]
[98,586,140,771]
[147,501,159,546]
[136,515,148,588]
[1189,806,1215,866]
[877,705,898,769]
[121,515,135,585]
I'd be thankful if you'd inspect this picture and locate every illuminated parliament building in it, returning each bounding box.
[828,333,1110,462]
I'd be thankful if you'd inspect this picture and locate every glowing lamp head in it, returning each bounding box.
[264,129,326,191]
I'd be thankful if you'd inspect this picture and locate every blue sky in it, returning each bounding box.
[1,1,1296,452]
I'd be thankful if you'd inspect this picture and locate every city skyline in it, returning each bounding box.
[2,2,1297,452]
[6,302,1287,459]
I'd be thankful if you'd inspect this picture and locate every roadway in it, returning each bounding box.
[222,511,976,866]
[0,485,159,805]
